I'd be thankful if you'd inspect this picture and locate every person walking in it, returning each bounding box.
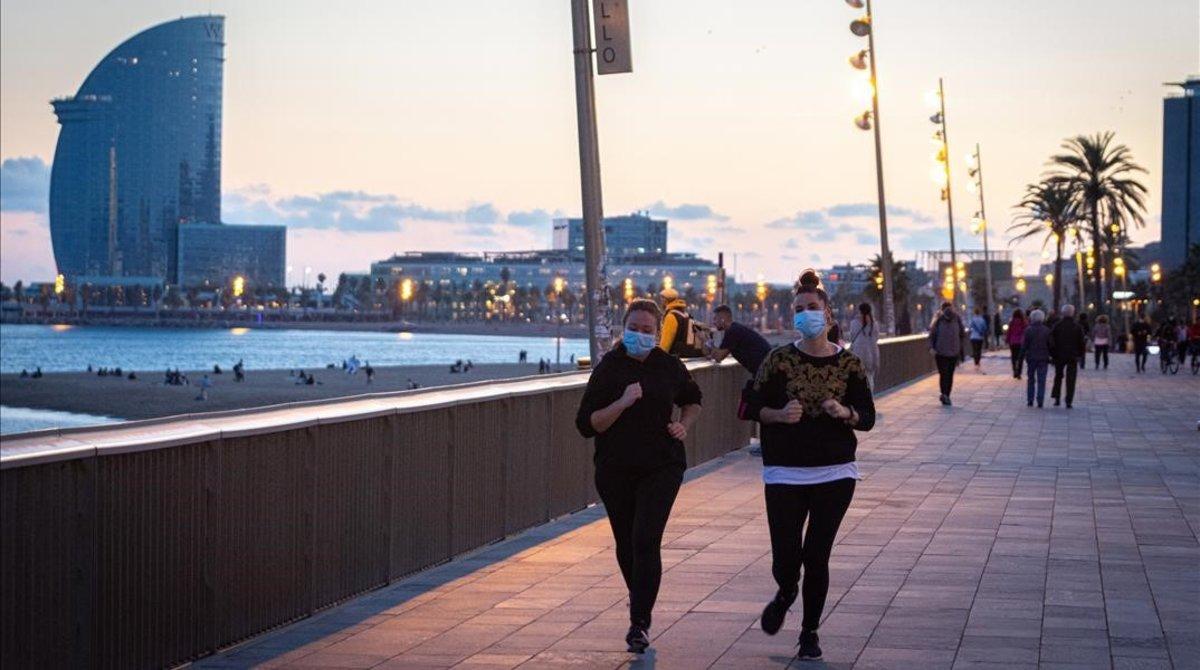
[741,270,875,662]
[1022,309,1052,407]
[1130,314,1152,373]
[1091,315,1112,370]
[1049,304,1086,408]
[992,308,1004,349]
[1077,313,1090,370]
[575,298,702,654]
[929,302,965,406]
[195,374,212,401]
[1006,309,1028,379]
[968,307,989,372]
[847,303,880,390]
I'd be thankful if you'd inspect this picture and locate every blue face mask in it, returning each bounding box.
[623,328,657,357]
[794,310,827,340]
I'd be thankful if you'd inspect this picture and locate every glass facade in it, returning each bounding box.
[50,16,225,281]
[1161,78,1200,270]
[177,224,286,288]
[552,214,668,257]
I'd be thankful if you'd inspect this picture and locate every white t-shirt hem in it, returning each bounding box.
[763,462,860,486]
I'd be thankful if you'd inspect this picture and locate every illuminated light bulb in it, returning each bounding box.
[852,76,875,103]
[930,165,948,186]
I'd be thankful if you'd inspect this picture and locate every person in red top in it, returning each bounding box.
[1006,309,1028,379]
[1187,319,1200,368]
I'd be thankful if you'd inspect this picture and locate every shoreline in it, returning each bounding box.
[0,362,574,423]
[0,317,590,339]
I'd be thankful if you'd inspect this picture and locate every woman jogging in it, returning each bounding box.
[847,302,880,390]
[1006,309,1028,379]
[575,298,702,654]
[742,270,875,662]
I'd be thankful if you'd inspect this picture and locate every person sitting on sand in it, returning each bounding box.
[127,371,137,380]
[213,364,222,374]
[19,369,29,378]
[305,373,316,385]
[32,367,43,378]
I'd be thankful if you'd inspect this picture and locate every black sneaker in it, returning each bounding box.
[797,630,822,661]
[625,624,649,653]
[760,588,797,635]
[939,393,950,406]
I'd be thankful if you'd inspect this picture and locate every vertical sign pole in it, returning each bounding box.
[570,0,612,361]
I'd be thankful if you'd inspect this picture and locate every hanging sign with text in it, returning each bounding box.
[592,0,632,75]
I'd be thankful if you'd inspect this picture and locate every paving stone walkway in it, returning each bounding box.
[198,352,1199,670]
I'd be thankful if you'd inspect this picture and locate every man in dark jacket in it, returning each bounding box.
[1049,304,1086,408]
[928,302,965,406]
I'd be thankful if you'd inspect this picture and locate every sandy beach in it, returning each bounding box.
[0,362,573,421]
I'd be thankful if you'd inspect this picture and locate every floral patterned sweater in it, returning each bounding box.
[742,343,876,468]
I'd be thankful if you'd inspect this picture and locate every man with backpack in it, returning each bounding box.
[658,288,710,358]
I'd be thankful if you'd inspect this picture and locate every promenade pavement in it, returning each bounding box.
[197,352,1199,670]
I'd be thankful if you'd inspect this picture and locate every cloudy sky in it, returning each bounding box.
[1,0,1195,285]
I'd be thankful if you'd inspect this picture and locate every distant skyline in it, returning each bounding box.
[2,0,1196,285]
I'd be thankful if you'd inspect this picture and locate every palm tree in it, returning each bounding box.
[1009,179,1084,314]
[866,252,912,334]
[1048,132,1147,313]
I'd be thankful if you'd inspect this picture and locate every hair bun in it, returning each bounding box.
[798,269,821,289]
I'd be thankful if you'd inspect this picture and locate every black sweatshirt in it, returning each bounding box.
[742,344,875,468]
[575,344,703,472]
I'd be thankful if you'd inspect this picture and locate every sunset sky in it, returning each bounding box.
[1,0,1196,285]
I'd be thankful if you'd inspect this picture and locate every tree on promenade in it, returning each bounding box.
[1161,244,1200,319]
[1010,179,1085,314]
[1048,132,1146,314]
[866,252,912,334]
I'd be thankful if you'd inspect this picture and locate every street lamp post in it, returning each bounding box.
[968,143,995,322]
[554,277,566,371]
[930,78,959,307]
[846,0,896,336]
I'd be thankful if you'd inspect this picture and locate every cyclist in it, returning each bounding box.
[1156,318,1179,372]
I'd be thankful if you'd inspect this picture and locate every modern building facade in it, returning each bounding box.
[370,250,718,292]
[177,224,286,288]
[370,214,718,296]
[1161,77,1200,270]
[552,214,668,257]
[49,16,286,288]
